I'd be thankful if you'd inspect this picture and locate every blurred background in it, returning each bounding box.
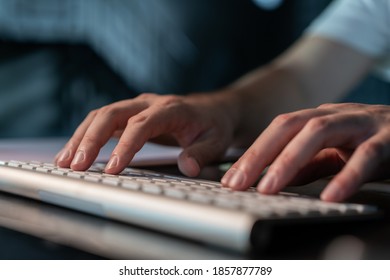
[0,0,389,138]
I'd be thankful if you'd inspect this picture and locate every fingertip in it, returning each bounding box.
[70,162,86,171]
[257,172,278,194]
[178,154,200,177]
[104,155,125,174]
[56,160,70,168]
[221,168,247,190]
[70,150,91,171]
[104,167,122,175]
[320,182,345,202]
[55,148,72,168]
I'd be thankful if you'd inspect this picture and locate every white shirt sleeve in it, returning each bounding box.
[306,0,390,82]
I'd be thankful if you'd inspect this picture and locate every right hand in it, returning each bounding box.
[55,92,238,176]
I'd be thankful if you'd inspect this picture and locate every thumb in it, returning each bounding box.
[177,135,229,177]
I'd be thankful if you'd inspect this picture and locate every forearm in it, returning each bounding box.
[226,63,309,146]
[219,36,374,147]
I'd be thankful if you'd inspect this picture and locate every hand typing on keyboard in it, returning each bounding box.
[222,103,390,203]
[55,93,237,177]
[55,37,390,203]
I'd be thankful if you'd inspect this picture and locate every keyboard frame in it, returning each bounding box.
[0,161,381,253]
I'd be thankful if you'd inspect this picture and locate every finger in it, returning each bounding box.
[178,129,231,177]
[70,100,148,171]
[104,98,197,174]
[317,102,367,110]
[321,132,390,202]
[257,112,373,194]
[55,110,98,167]
[286,148,345,186]
[221,108,333,190]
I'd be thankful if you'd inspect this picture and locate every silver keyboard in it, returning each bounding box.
[0,160,377,218]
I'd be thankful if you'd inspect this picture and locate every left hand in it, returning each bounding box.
[55,92,238,177]
[222,103,390,202]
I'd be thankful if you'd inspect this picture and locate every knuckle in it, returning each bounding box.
[271,113,300,127]
[271,153,296,173]
[367,105,388,116]
[137,92,157,100]
[82,134,104,147]
[279,153,294,167]
[306,117,331,134]
[65,139,79,150]
[117,140,143,154]
[243,147,261,162]
[127,113,148,126]
[87,109,99,118]
[158,95,184,107]
[156,95,190,118]
[358,141,385,160]
[317,103,335,109]
[96,105,120,118]
[233,148,260,170]
[117,140,132,150]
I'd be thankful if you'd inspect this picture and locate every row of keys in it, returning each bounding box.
[2,160,371,218]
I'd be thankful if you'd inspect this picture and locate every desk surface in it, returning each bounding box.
[1,165,390,259]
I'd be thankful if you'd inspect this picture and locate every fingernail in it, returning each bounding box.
[178,155,200,177]
[258,173,276,193]
[221,168,246,189]
[72,150,85,166]
[185,157,200,177]
[105,155,119,171]
[57,149,71,163]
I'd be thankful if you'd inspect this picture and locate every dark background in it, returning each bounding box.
[0,0,388,138]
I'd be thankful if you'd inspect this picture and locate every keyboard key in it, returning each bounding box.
[141,183,162,194]
[102,178,120,186]
[163,188,186,199]
[84,175,101,183]
[67,172,83,179]
[121,181,141,191]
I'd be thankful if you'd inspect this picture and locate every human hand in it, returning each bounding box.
[222,103,390,202]
[55,92,237,176]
